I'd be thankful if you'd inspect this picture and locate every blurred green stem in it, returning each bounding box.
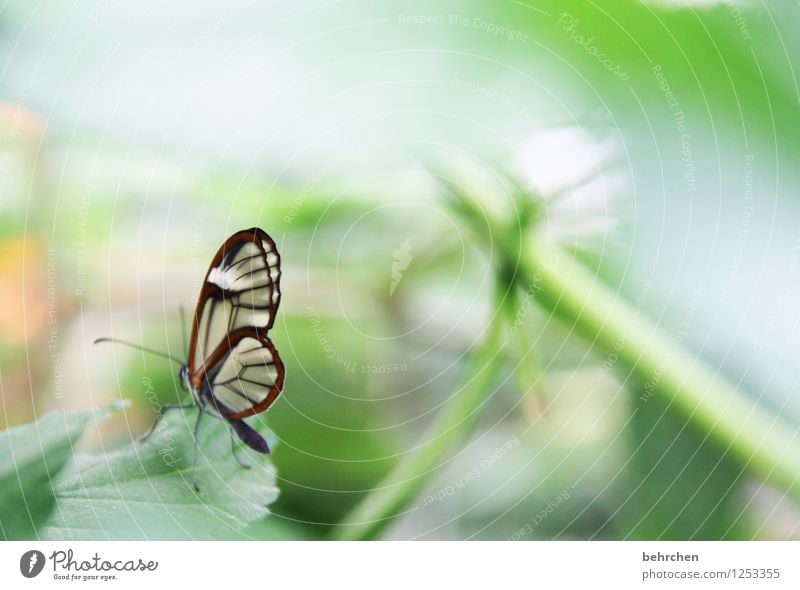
[444,174,800,502]
[502,282,546,402]
[330,285,508,541]
[522,239,800,502]
[333,174,800,540]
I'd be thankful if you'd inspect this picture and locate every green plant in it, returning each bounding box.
[330,165,800,540]
[0,404,278,540]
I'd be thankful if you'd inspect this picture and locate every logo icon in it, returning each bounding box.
[20,550,45,578]
[390,239,413,296]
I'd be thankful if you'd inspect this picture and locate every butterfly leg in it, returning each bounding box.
[191,408,205,492]
[196,407,251,470]
[227,427,252,470]
[140,403,197,443]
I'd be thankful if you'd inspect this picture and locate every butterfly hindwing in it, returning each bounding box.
[203,329,285,419]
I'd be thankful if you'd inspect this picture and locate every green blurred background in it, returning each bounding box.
[2,0,799,540]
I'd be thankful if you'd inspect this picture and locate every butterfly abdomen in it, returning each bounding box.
[229,419,271,454]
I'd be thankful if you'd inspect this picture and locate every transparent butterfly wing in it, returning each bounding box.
[189,228,284,418]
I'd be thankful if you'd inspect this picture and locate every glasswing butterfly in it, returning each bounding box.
[97,227,285,490]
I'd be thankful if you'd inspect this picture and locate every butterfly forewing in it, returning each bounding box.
[189,228,284,419]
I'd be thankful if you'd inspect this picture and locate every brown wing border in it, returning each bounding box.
[188,227,282,375]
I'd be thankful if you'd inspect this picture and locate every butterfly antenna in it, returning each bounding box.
[179,304,188,360]
[94,338,184,366]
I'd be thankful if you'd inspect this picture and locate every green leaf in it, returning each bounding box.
[40,408,279,540]
[0,404,120,540]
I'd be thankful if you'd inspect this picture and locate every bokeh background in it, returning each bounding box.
[2,0,800,540]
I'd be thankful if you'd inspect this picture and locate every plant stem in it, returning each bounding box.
[445,170,800,501]
[330,290,508,541]
[333,171,800,539]
[523,238,800,502]
[501,281,546,402]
